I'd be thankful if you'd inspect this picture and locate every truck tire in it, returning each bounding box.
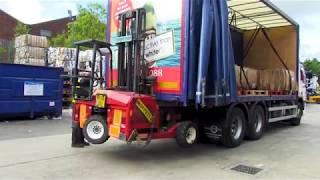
[290,102,303,126]
[83,115,109,144]
[246,105,266,140]
[221,107,246,148]
[176,121,198,148]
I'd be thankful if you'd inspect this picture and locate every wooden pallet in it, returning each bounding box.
[246,90,268,96]
[238,89,299,96]
[269,90,292,95]
[269,90,286,96]
[238,90,268,96]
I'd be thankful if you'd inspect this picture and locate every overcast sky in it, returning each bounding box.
[0,0,319,60]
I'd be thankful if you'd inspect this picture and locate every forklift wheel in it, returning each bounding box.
[83,115,109,144]
[176,121,199,148]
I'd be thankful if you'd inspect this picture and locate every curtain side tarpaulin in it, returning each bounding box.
[190,0,236,106]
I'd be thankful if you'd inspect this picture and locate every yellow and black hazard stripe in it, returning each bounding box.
[135,99,153,124]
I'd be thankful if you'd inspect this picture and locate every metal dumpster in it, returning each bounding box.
[0,63,63,119]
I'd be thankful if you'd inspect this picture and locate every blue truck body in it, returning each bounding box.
[106,0,299,107]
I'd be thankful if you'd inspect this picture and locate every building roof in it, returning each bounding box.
[30,16,74,37]
[0,9,74,40]
[0,9,20,40]
[228,0,298,30]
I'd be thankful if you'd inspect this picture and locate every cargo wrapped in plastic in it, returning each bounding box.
[47,48,104,73]
[258,69,297,91]
[79,50,102,63]
[15,34,48,48]
[48,47,76,72]
[15,46,46,59]
[235,65,258,89]
[78,50,104,73]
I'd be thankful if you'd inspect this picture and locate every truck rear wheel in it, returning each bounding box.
[83,115,109,144]
[221,107,246,148]
[290,101,303,126]
[246,105,266,140]
[176,121,199,148]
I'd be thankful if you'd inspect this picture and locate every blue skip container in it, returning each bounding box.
[0,63,63,119]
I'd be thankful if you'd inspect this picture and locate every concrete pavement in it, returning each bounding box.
[0,109,71,140]
[0,105,319,179]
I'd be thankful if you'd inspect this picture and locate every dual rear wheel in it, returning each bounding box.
[221,107,247,147]
[221,105,266,147]
[246,105,266,140]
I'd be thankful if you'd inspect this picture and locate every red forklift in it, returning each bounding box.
[72,9,197,148]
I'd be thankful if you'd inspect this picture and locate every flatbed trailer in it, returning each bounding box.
[71,0,303,148]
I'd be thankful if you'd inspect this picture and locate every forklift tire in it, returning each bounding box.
[290,102,303,126]
[83,115,109,144]
[176,121,199,148]
[246,105,266,140]
[221,107,246,148]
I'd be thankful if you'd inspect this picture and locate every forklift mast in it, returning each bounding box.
[116,8,149,93]
[72,8,154,101]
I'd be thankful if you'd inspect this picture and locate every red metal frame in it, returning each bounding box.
[72,90,178,143]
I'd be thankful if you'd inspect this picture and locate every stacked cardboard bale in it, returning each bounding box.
[14,34,48,66]
[235,65,297,91]
[48,47,76,72]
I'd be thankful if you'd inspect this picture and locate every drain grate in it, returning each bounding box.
[231,164,263,175]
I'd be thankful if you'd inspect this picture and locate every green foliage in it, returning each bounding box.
[50,3,107,47]
[303,58,320,77]
[49,33,67,47]
[0,47,6,54]
[15,22,31,36]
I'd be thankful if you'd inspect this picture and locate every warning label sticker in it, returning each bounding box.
[135,99,153,124]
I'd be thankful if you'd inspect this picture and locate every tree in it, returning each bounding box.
[15,22,31,36]
[50,3,107,47]
[49,33,67,47]
[0,47,6,54]
[303,58,320,77]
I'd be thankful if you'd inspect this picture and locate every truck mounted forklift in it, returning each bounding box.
[72,9,196,148]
